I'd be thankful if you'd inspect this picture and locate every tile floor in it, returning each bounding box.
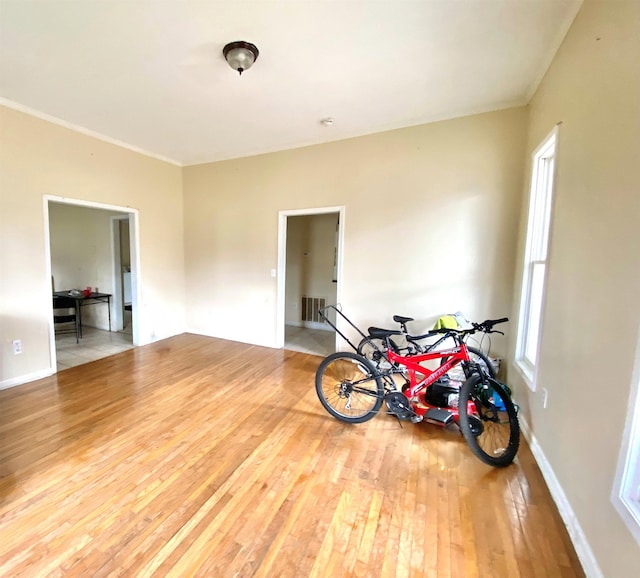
[55,326,134,370]
[284,325,336,357]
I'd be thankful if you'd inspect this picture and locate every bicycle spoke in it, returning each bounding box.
[458,375,520,467]
[475,404,512,457]
[315,353,383,423]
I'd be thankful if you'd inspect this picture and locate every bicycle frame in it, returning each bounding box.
[383,339,477,421]
[381,328,455,356]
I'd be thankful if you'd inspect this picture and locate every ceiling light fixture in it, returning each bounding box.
[223,41,259,75]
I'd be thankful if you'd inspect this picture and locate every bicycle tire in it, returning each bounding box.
[441,346,496,380]
[458,374,520,467]
[315,352,384,423]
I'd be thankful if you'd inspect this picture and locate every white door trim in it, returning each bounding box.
[276,205,345,349]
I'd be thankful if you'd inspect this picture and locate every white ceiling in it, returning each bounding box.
[0,0,582,166]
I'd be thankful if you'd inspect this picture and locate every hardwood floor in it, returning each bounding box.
[0,334,584,577]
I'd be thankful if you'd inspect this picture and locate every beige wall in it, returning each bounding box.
[508,1,640,576]
[0,106,186,386]
[285,214,339,326]
[184,107,527,351]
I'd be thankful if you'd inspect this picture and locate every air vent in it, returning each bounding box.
[301,297,326,324]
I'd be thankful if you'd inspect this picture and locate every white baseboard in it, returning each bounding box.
[0,368,55,390]
[187,329,276,350]
[519,418,604,578]
[285,321,332,332]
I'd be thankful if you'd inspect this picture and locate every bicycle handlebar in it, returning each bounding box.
[468,317,509,335]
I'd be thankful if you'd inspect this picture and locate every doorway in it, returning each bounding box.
[44,196,140,371]
[276,206,345,356]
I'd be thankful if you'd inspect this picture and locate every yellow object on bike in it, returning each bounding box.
[433,315,459,330]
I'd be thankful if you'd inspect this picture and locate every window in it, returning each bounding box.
[612,337,640,545]
[515,128,558,389]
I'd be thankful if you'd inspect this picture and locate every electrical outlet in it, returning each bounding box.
[542,387,549,409]
[12,339,22,355]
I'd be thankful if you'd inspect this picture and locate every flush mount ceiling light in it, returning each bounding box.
[223,41,259,75]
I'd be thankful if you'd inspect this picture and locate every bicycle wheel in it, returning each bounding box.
[356,337,398,368]
[458,374,520,467]
[315,352,384,423]
[441,346,496,380]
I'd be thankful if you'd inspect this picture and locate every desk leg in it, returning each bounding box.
[77,299,83,338]
[108,296,112,332]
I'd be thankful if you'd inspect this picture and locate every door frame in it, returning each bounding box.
[44,195,141,372]
[111,215,133,332]
[276,205,345,349]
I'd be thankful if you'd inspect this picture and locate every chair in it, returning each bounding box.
[53,296,80,343]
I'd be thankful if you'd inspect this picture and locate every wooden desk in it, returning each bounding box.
[53,291,112,337]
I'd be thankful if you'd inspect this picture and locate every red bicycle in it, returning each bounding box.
[356,313,498,381]
[315,307,520,467]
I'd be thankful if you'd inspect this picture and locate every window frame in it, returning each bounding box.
[612,331,640,545]
[515,127,559,390]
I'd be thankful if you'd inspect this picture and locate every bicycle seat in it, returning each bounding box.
[393,315,414,324]
[368,327,403,339]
